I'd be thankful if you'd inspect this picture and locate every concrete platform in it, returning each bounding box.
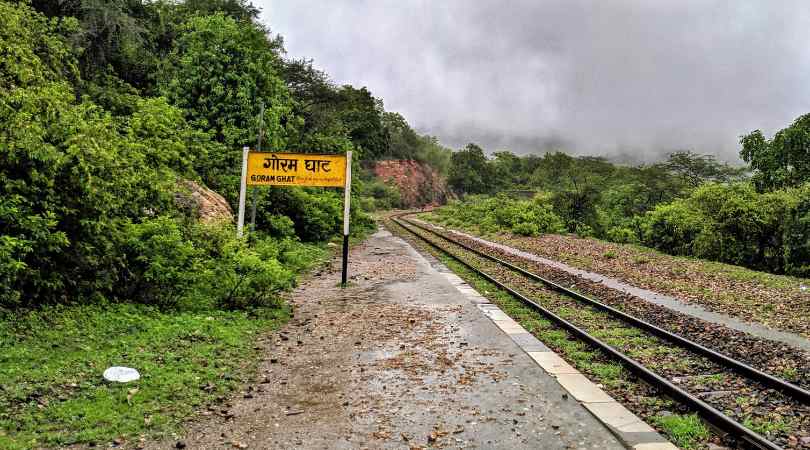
[144,227,672,449]
[370,228,627,448]
[398,229,676,450]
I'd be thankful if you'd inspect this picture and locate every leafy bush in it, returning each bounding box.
[641,182,808,275]
[782,185,810,276]
[0,82,180,306]
[134,221,325,311]
[265,214,297,238]
[605,226,640,244]
[0,3,336,310]
[431,194,565,236]
[641,200,706,255]
[362,179,402,210]
[120,216,203,309]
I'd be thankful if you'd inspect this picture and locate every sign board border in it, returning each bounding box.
[237,147,353,286]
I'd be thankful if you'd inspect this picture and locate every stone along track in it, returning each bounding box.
[391,215,810,450]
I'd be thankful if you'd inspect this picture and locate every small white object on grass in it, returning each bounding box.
[103,366,140,383]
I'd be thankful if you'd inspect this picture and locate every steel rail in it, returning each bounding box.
[402,216,810,405]
[391,216,782,450]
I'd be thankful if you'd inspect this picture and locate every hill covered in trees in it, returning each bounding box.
[0,0,453,309]
[436,120,810,276]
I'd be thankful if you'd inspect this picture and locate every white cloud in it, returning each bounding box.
[258,0,810,161]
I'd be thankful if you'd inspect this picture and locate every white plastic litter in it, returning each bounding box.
[103,366,140,383]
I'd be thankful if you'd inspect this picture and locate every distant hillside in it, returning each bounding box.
[374,160,453,207]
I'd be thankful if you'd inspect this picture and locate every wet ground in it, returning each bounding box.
[144,228,623,449]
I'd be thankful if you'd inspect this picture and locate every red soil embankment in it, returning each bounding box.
[373,160,453,207]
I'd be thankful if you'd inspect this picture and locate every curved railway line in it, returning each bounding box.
[390,213,810,450]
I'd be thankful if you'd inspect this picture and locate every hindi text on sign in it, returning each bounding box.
[247,152,346,187]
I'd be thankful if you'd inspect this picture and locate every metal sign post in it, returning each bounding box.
[236,149,352,284]
[341,151,353,286]
[237,146,249,238]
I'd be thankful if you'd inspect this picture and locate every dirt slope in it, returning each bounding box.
[373,160,453,207]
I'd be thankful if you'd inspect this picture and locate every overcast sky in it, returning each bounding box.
[259,1,810,162]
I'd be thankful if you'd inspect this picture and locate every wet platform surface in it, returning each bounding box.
[144,228,629,449]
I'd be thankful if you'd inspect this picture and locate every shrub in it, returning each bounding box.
[362,179,402,210]
[181,224,300,311]
[265,215,297,239]
[512,221,540,236]
[605,226,639,244]
[641,182,809,275]
[641,200,705,255]
[428,194,565,236]
[120,216,203,309]
[783,185,810,276]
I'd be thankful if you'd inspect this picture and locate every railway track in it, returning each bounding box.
[390,214,810,450]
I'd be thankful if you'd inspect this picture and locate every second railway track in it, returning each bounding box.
[390,214,810,450]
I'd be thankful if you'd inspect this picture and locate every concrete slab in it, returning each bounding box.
[634,442,680,450]
[510,332,551,352]
[493,319,527,334]
[584,401,644,429]
[554,373,615,403]
[480,308,511,321]
[528,351,579,374]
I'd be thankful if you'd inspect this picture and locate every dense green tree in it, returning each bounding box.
[161,13,291,148]
[662,150,745,187]
[383,111,421,159]
[448,143,493,195]
[529,151,575,189]
[741,114,810,192]
[783,185,810,276]
[416,135,452,176]
[490,151,523,188]
[334,86,388,160]
[180,0,260,21]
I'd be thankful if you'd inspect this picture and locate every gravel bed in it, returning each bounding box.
[424,220,810,339]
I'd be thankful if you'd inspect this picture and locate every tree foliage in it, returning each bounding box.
[448,143,493,194]
[1,0,423,308]
[662,150,745,187]
[436,132,809,276]
[741,114,810,192]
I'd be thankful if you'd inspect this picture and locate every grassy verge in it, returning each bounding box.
[0,234,344,449]
[0,304,289,449]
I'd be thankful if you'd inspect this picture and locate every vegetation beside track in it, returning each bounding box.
[421,208,810,339]
[441,140,810,278]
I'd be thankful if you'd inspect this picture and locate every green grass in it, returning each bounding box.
[653,413,711,449]
[779,366,799,380]
[0,303,289,449]
[742,416,791,436]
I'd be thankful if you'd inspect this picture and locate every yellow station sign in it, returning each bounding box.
[246,152,347,187]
